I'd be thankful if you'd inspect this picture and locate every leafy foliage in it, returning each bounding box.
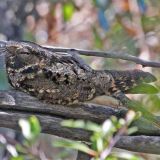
[1,116,42,160]
[53,111,141,160]
[19,116,41,141]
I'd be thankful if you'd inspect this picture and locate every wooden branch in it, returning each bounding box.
[116,136,160,154]
[1,40,160,68]
[45,46,160,68]
[0,90,160,154]
[1,90,160,135]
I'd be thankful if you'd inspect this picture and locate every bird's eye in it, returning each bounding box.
[6,45,19,53]
[19,53,30,58]
[16,48,30,55]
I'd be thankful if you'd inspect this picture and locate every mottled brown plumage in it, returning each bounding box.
[0,41,156,105]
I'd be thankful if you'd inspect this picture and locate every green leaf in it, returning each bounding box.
[102,119,113,135]
[127,127,138,135]
[129,84,159,94]
[106,156,118,160]
[19,116,41,141]
[113,152,144,160]
[61,120,101,132]
[61,120,86,128]
[19,119,32,140]
[29,116,41,138]
[10,156,24,160]
[63,2,75,22]
[96,137,104,152]
[53,140,96,156]
[126,99,160,128]
[85,121,102,132]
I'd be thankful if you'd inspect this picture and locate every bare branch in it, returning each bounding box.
[0,90,160,136]
[45,46,160,68]
[1,40,160,67]
[116,135,160,154]
[0,90,160,154]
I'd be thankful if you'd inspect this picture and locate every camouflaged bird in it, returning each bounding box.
[0,40,156,105]
[1,40,160,128]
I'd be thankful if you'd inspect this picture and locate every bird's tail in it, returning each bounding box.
[108,70,156,93]
[97,69,157,95]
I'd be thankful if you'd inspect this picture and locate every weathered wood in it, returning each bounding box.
[0,108,91,141]
[0,90,160,135]
[116,135,160,154]
[0,90,160,154]
[45,46,160,68]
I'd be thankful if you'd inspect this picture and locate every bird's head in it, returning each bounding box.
[0,41,44,70]
[2,41,39,55]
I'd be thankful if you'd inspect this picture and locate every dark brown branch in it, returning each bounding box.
[0,90,160,154]
[116,135,160,154]
[45,46,160,68]
[1,90,160,135]
[1,40,160,67]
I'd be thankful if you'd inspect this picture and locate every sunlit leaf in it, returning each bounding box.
[19,116,41,141]
[96,137,104,152]
[63,2,75,22]
[113,152,144,160]
[10,156,25,160]
[129,84,159,94]
[29,116,41,138]
[102,119,113,134]
[127,126,138,135]
[61,120,101,132]
[53,140,97,156]
[61,119,85,128]
[7,144,18,157]
[19,119,32,140]
[106,156,118,160]
[147,95,160,111]
[85,121,101,132]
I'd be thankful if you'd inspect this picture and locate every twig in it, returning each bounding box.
[100,111,133,159]
[45,46,160,68]
[100,127,126,159]
[0,40,160,68]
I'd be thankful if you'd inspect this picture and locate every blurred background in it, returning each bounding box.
[0,0,160,159]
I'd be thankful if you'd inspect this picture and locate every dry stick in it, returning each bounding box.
[0,41,160,68]
[1,107,160,154]
[0,90,160,154]
[0,90,160,136]
[45,47,160,68]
